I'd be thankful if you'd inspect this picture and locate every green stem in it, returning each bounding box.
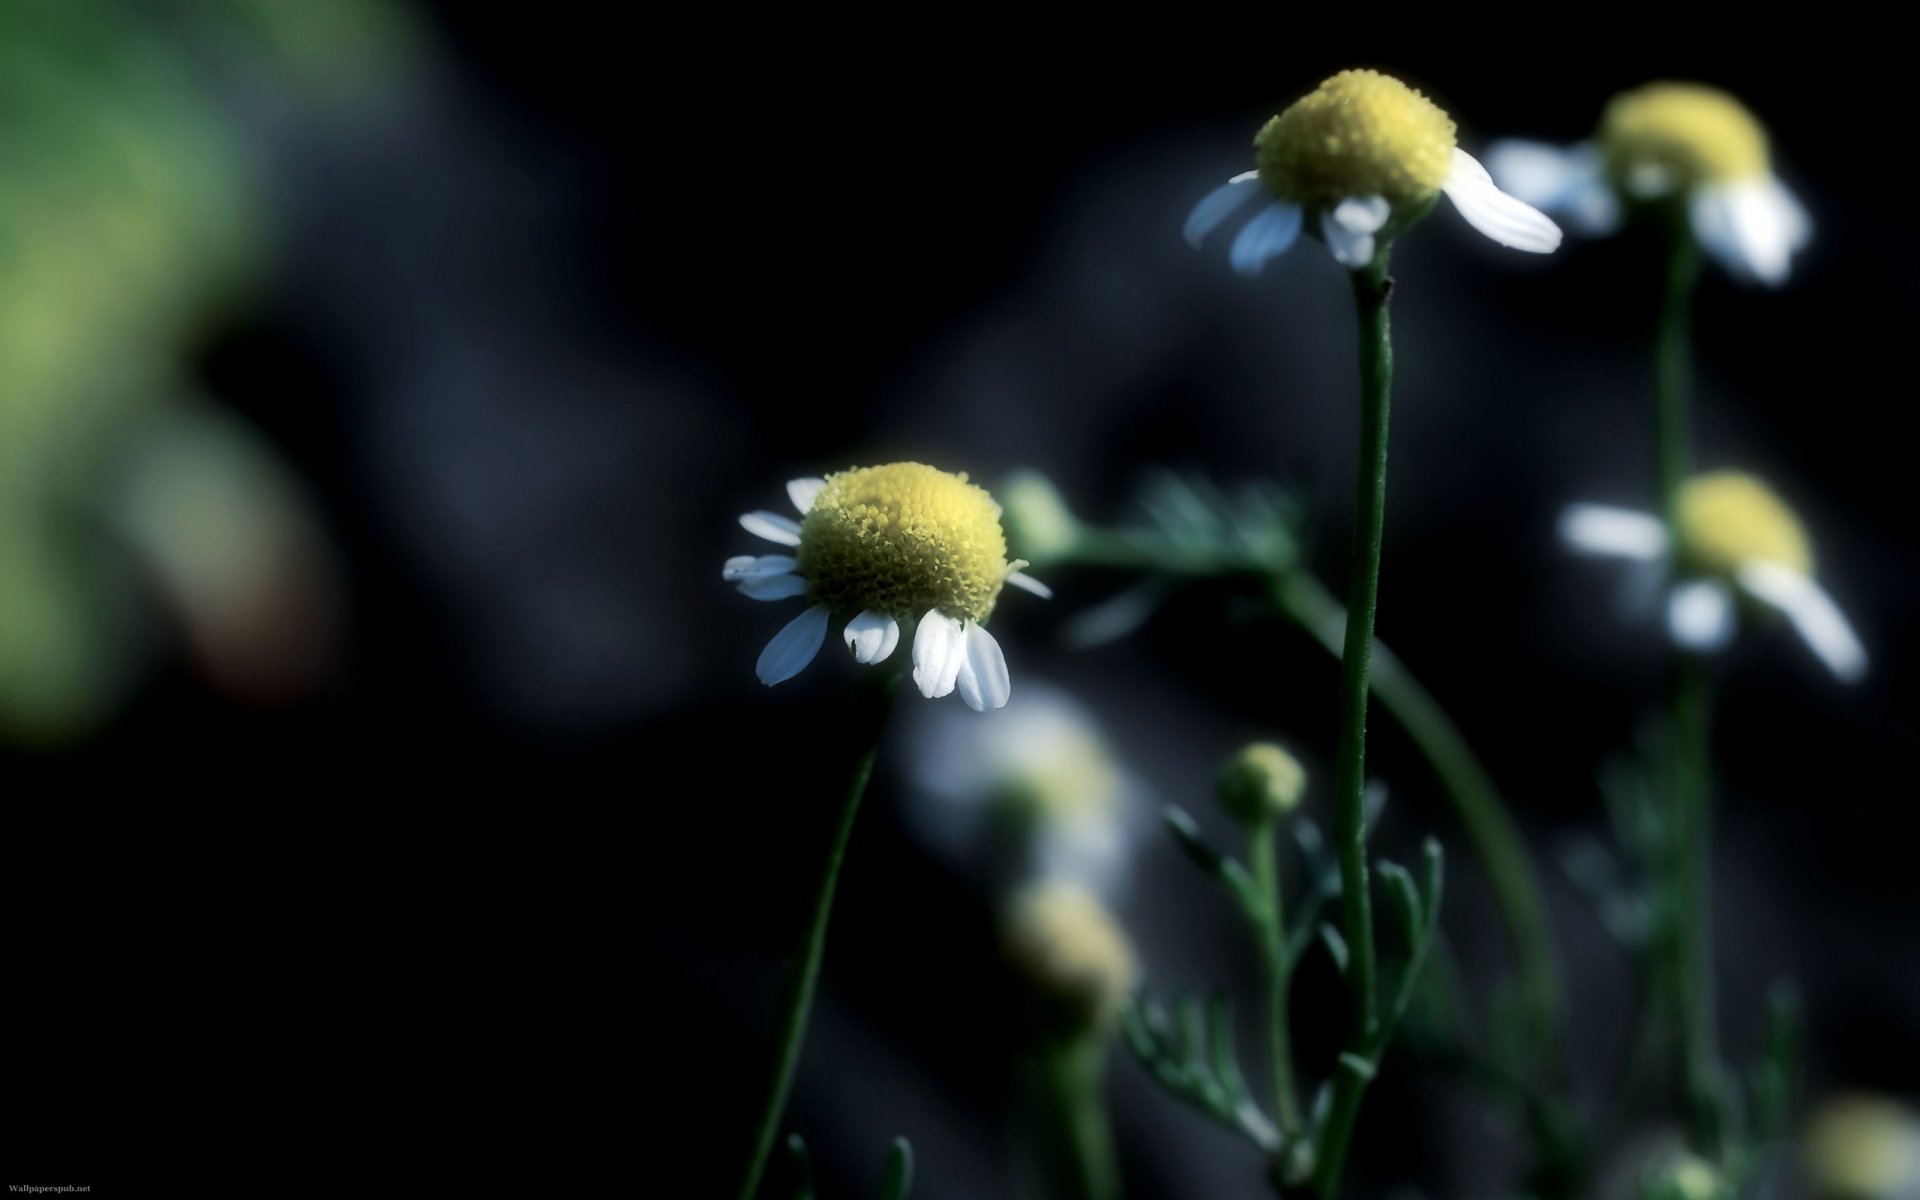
[1670,654,1721,1155]
[1036,1035,1120,1200]
[735,669,897,1200]
[1312,250,1394,1200]
[1248,823,1304,1138]
[1655,213,1699,528]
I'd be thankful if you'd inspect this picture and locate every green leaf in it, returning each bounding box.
[1207,993,1249,1104]
[878,1137,913,1200]
[1417,839,1445,935]
[1319,923,1350,975]
[1376,859,1422,956]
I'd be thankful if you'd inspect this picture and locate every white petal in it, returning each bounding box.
[1735,562,1867,683]
[740,510,802,547]
[1667,579,1736,652]
[1005,570,1052,600]
[842,610,901,665]
[756,605,829,686]
[1558,504,1669,560]
[953,622,1011,712]
[787,477,827,514]
[1321,195,1389,268]
[738,573,809,601]
[723,554,798,581]
[1228,200,1304,276]
[1183,171,1262,248]
[1482,139,1620,235]
[1442,148,1564,253]
[912,609,967,699]
[1691,178,1809,288]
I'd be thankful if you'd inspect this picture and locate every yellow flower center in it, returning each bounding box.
[1254,69,1457,209]
[1003,882,1138,1032]
[795,462,1009,623]
[1601,83,1770,190]
[1677,471,1811,576]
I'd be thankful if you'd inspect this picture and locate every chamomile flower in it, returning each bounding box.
[726,462,1049,711]
[1002,881,1139,1034]
[1486,83,1810,285]
[1184,68,1562,275]
[1560,471,1866,682]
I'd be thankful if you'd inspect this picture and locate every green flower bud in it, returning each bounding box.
[998,470,1081,567]
[1217,743,1307,825]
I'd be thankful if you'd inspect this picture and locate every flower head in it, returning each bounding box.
[1487,82,1809,285]
[1186,68,1562,274]
[1217,742,1307,825]
[727,463,1050,710]
[1002,881,1138,1034]
[1559,471,1865,681]
[1803,1094,1920,1200]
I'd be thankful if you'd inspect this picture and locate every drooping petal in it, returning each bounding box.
[843,609,901,665]
[1482,139,1620,234]
[1005,570,1052,599]
[953,622,1011,712]
[1441,148,1564,253]
[1667,579,1736,652]
[1735,562,1867,682]
[740,510,802,546]
[1559,504,1669,560]
[1183,171,1262,248]
[912,609,967,699]
[737,573,809,601]
[787,477,827,514]
[723,554,798,581]
[1691,177,1810,288]
[1228,200,1304,276]
[756,605,830,686]
[1320,194,1390,268]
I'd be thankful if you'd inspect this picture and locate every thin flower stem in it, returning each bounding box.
[1313,250,1395,1200]
[1036,1034,1121,1200]
[1652,215,1721,1158]
[736,668,898,1200]
[1247,824,1304,1138]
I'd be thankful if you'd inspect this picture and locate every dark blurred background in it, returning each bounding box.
[7,5,1915,1196]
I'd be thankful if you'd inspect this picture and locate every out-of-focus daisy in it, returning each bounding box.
[726,462,1048,711]
[903,682,1150,897]
[1487,82,1809,286]
[1560,471,1865,682]
[1802,1094,1920,1200]
[1002,881,1139,1034]
[1185,68,1562,275]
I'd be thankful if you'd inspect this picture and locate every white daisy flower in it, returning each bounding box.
[1486,82,1810,286]
[902,682,1150,898]
[1184,68,1563,276]
[727,462,1050,711]
[1560,471,1865,682]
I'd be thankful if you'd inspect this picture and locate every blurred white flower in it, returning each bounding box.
[1487,82,1809,286]
[902,682,1150,897]
[1187,68,1560,276]
[1560,471,1865,682]
[1803,1094,1920,1200]
[727,463,1048,710]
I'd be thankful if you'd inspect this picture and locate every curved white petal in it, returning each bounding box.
[843,609,901,665]
[912,609,967,699]
[1735,562,1867,683]
[756,605,830,686]
[1691,177,1809,288]
[1184,171,1262,248]
[740,510,803,547]
[723,554,798,581]
[1442,148,1563,253]
[1668,579,1737,653]
[954,622,1011,712]
[738,573,809,601]
[1006,570,1052,599]
[1321,195,1390,268]
[1483,139,1620,235]
[787,477,827,514]
[1228,200,1304,276]
[1559,504,1668,560]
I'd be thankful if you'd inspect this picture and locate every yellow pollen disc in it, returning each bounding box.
[1601,83,1770,189]
[795,462,1010,623]
[1677,471,1811,576]
[1254,69,1457,209]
